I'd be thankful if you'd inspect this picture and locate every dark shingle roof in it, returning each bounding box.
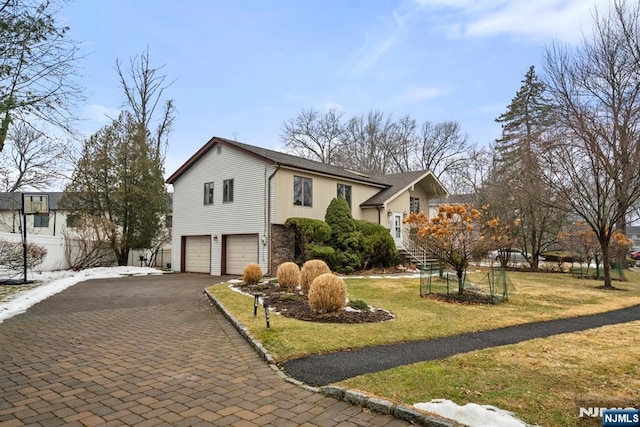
[166,137,388,187]
[0,192,64,211]
[361,170,435,207]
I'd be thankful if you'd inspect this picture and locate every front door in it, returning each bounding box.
[391,213,403,247]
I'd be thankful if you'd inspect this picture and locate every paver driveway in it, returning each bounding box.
[0,273,411,426]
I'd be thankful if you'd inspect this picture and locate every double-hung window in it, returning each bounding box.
[223,179,234,203]
[410,196,420,214]
[204,182,214,205]
[293,176,312,207]
[337,183,352,209]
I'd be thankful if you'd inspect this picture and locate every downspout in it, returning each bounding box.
[266,165,280,274]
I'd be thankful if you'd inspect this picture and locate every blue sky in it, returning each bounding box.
[62,0,607,177]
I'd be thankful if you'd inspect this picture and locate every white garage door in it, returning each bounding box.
[226,234,258,275]
[185,236,211,273]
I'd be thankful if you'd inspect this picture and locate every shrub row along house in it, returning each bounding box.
[166,137,448,275]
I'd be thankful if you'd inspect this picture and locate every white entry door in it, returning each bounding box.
[391,213,403,247]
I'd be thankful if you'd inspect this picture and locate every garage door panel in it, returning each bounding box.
[226,235,258,275]
[185,236,211,273]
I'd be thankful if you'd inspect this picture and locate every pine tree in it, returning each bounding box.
[488,66,562,268]
[494,65,550,178]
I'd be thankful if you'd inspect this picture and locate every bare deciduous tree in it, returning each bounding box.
[0,123,71,191]
[116,47,175,162]
[416,120,471,185]
[64,216,116,270]
[542,0,640,288]
[0,0,81,152]
[338,110,395,175]
[280,108,345,164]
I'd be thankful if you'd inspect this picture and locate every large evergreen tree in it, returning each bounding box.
[488,66,563,268]
[61,111,167,265]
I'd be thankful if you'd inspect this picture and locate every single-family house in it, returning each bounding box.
[166,137,448,275]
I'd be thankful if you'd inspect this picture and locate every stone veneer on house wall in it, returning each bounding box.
[270,224,295,274]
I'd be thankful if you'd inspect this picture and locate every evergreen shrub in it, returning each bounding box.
[285,217,332,262]
[325,197,364,272]
[357,220,399,268]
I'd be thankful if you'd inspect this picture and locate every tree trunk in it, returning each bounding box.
[600,240,613,289]
[456,268,465,295]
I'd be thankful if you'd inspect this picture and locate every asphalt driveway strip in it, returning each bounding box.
[281,303,640,386]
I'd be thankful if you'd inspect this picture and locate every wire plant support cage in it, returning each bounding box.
[419,264,514,304]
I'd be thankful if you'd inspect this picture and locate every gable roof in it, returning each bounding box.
[166,136,388,187]
[361,170,447,207]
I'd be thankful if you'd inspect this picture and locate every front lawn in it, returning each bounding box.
[207,269,640,426]
[207,269,640,361]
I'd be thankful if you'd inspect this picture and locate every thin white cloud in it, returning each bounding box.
[412,0,610,42]
[397,86,448,102]
[347,3,422,75]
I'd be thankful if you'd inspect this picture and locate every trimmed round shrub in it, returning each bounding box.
[276,262,300,291]
[242,263,263,284]
[308,273,347,314]
[300,259,330,295]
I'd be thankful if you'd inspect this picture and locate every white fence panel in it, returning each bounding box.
[0,232,68,271]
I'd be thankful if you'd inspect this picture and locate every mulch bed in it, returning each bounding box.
[232,281,395,324]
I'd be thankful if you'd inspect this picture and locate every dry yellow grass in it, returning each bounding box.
[340,321,640,426]
[276,262,300,291]
[299,259,330,294]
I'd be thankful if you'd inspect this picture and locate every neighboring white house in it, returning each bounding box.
[0,192,172,270]
[166,137,448,276]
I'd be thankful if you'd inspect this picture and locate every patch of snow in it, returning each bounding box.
[0,267,162,324]
[414,399,529,427]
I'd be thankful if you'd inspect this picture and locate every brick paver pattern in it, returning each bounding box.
[0,274,411,426]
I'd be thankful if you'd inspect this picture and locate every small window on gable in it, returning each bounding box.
[204,182,214,205]
[34,213,49,228]
[293,176,312,207]
[410,196,420,214]
[337,183,352,209]
[223,179,234,203]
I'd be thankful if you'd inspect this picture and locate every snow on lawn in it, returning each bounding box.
[414,399,530,427]
[0,267,162,324]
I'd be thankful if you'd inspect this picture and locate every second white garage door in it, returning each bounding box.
[226,234,258,275]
